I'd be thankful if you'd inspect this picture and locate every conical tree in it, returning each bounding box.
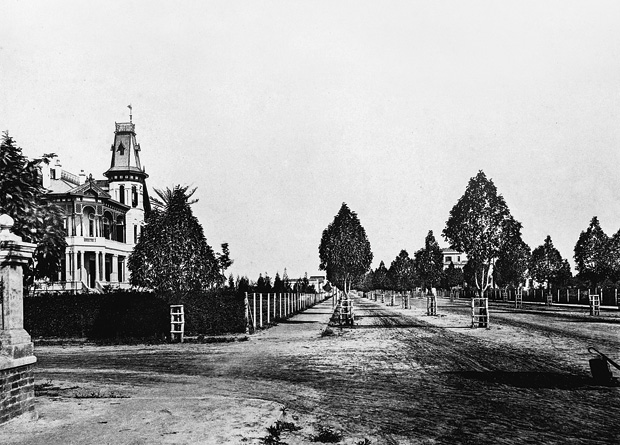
[574,216,609,287]
[530,235,567,289]
[128,185,222,295]
[414,230,444,291]
[388,250,416,291]
[319,203,373,293]
[443,171,514,295]
[372,261,390,290]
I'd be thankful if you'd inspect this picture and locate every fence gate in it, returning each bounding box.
[170,305,185,342]
[471,298,489,329]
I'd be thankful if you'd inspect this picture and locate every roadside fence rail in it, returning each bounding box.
[244,292,329,333]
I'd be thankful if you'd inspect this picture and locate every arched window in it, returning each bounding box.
[132,185,138,207]
[82,206,96,237]
[119,185,125,204]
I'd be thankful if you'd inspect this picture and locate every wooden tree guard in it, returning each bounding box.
[589,294,601,316]
[170,305,185,342]
[471,298,489,329]
[338,293,354,326]
[515,289,523,309]
[427,295,437,316]
[390,293,395,306]
[546,291,552,306]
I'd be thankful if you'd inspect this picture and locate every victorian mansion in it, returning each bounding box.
[38,119,151,292]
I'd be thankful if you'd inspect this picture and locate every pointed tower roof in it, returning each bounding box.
[104,122,149,179]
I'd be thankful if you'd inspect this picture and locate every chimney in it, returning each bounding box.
[79,169,86,185]
[41,162,51,189]
[52,159,62,180]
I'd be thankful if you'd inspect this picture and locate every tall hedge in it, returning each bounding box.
[24,289,245,340]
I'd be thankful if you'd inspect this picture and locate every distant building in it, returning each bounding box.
[287,274,327,293]
[441,248,467,270]
[308,275,326,292]
[37,119,150,293]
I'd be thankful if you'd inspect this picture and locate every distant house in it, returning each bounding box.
[308,275,326,292]
[441,248,467,270]
[287,274,327,293]
[36,119,151,293]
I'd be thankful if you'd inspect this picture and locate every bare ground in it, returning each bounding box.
[2,295,619,444]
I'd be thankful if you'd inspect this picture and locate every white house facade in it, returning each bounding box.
[37,120,150,293]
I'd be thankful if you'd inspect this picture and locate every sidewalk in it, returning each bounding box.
[0,296,337,445]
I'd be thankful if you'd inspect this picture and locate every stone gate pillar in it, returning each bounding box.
[0,214,37,424]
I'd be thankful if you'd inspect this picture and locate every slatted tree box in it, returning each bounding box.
[170,305,185,343]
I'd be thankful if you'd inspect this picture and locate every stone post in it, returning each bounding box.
[0,214,37,423]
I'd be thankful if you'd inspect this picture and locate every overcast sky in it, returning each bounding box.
[2,1,620,280]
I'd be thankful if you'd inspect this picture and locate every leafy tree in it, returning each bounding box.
[529,235,567,288]
[0,132,67,285]
[372,261,391,290]
[414,231,443,290]
[128,185,223,294]
[236,275,251,295]
[494,217,531,289]
[357,271,374,292]
[442,262,464,289]
[557,259,573,287]
[607,229,620,283]
[256,272,272,293]
[319,203,373,293]
[227,273,235,290]
[388,250,416,291]
[216,242,233,284]
[443,171,513,295]
[282,268,292,292]
[298,272,314,293]
[273,272,285,293]
[574,216,610,287]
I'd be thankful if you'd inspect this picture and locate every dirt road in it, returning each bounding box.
[2,295,619,444]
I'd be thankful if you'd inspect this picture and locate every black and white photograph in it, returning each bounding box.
[1,1,619,443]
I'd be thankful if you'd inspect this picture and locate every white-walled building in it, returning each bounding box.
[38,120,150,293]
[441,248,468,270]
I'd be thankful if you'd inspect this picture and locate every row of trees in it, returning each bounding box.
[318,171,620,296]
[5,127,616,296]
[229,271,317,295]
[359,233,463,292]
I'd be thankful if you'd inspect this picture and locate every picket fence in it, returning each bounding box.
[454,287,620,307]
[364,287,620,308]
[243,292,328,332]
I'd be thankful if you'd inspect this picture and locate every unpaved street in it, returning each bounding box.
[2,295,619,444]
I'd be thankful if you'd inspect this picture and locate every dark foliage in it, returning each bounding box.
[319,202,373,292]
[128,185,224,293]
[0,132,67,284]
[24,289,246,340]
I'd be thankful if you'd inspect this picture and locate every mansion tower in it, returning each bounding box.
[40,120,151,292]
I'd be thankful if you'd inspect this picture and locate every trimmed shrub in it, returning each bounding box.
[24,289,245,340]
